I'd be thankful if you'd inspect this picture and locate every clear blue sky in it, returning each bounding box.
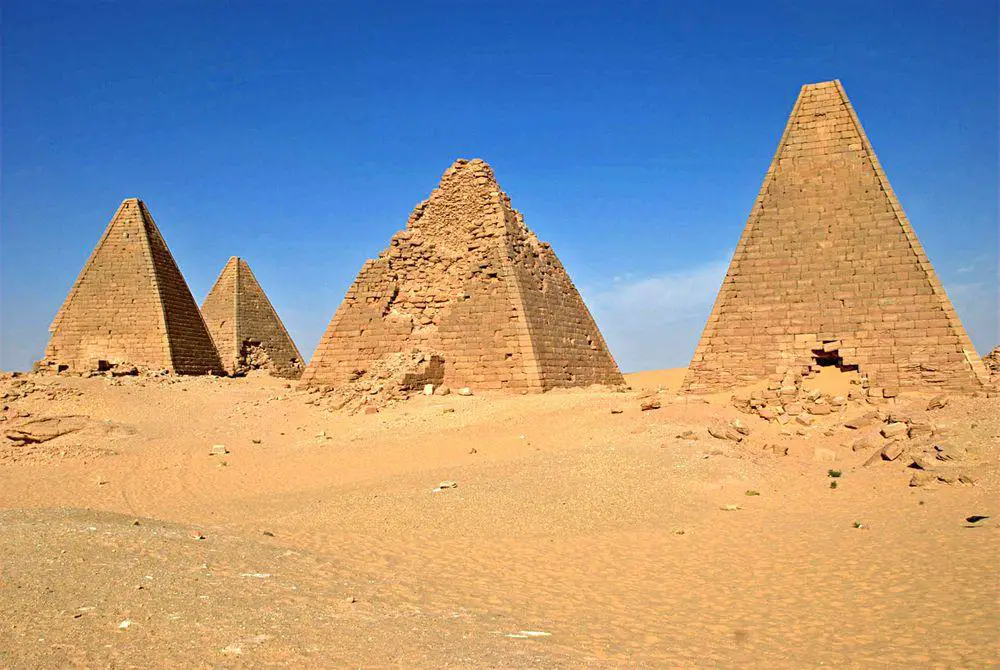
[2,1,997,372]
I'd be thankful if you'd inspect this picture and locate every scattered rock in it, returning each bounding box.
[730,419,750,435]
[807,404,833,416]
[757,407,778,421]
[909,455,935,471]
[719,504,741,511]
[640,398,661,411]
[432,480,458,492]
[880,422,908,439]
[189,530,206,540]
[909,472,935,487]
[907,421,934,440]
[434,385,451,396]
[881,443,906,461]
[852,436,876,452]
[457,387,473,396]
[364,406,378,415]
[845,412,878,429]
[926,394,950,411]
[209,444,229,456]
[676,430,698,440]
[795,414,814,426]
[3,415,88,446]
[423,384,435,395]
[610,409,624,415]
[118,619,131,631]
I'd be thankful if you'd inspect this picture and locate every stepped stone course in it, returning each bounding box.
[201,257,304,378]
[303,158,623,391]
[44,199,223,375]
[684,80,988,395]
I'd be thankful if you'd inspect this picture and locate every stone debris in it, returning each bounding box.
[640,398,661,411]
[210,444,229,456]
[880,422,908,439]
[433,385,451,396]
[423,384,435,396]
[881,443,906,461]
[926,395,950,411]
[909,472,936,487]
[314,350,445,414]
[3,415,87,446]
[432,480,458,493]
[457,387,474,397]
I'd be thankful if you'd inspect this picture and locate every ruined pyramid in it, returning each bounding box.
[303,158,623,391]
[44,198,223,374]
[683,80,989,395]
[201,257,304,378]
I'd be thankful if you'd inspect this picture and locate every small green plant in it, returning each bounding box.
[828,469,842,478]
[830,481,838,489]
[745,490,760,497]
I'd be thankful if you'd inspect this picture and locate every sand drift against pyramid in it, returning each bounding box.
[43,199,223,375]
[303,158,624,392]
[683,80,989,395]
[201,257,304,378]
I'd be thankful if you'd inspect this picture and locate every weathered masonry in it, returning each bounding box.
[201,256,304,378]
[684,80,989,395]
[44,198,223,374]
[303,158,624,391]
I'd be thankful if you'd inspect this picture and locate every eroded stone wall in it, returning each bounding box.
[684,81,988,395]
[303,159,623,391]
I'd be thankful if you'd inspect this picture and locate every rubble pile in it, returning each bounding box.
[730,365,861,427]
[308,350,446,414]
[851,401,977,487]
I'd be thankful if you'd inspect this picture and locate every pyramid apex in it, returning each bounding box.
[120,197,144,205]
[801,79,841,91]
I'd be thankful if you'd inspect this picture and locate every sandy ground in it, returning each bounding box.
[0,369,998,668]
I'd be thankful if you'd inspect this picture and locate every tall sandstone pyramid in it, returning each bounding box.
[684,80,989,395]
[201,256,304,378]
[45,198,223,374]
[303,158,623,391]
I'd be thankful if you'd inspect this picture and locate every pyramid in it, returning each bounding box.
[303,158,623,391]
[44,198,223,375]
[201,257,304,378]
[683,80,989,395]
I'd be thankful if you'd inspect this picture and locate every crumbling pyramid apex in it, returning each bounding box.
[683,80,989,396]
[44,198,223,374]
[303,158,623,392]
[201,256,304,378]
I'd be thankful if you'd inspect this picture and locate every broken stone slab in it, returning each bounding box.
[3,415,88,446]
[434,385,451,396]
[730,419,750,435]
[909,471,935,487]
[423,384,435,395]
[209,444,229,456]
[757,407,778,421]
[909,455,935,471]
[784,402,804,416]
[852,436,877,452]
[926,394,950,411]
[880,422,908,439]
[907,422,935,440]
[863,448,884,467]
[807,404,833,416]
[795,414,814,426]
[640,399,661,411]
[845,412,879,429]
[457,387,473,396]
[708,426,743,442]
[881,442,906,461]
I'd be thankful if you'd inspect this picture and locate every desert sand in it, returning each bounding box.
[0,369,998,667]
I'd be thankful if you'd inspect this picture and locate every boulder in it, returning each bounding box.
[880,422,908,439]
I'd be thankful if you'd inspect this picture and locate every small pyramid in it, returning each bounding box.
[201,257,304,378]
[45,199,223,374]
[303,158,623,391]
[684,80,988,395]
